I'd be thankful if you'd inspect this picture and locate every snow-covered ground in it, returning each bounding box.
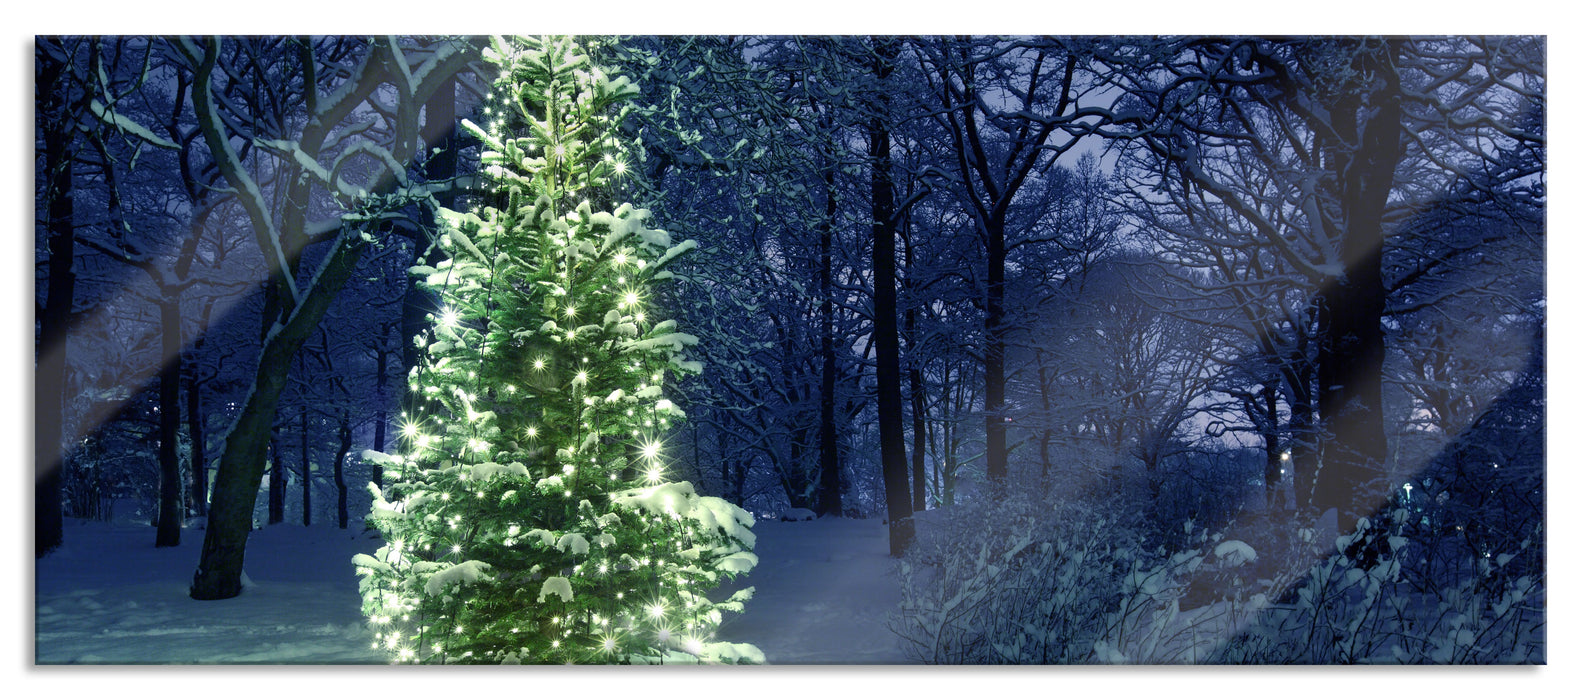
[32,516,908,665]
[35,521,383,664]
[19,508,1571,700]
[714,517,911,664]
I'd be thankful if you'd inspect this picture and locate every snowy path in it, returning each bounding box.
[32,516,909,664]
[715,517,912,664]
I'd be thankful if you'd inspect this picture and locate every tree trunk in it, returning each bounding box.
[1035,349,1054,479]
[774,315,814,511]
[907,314,927,513]
[334,413,352,529]
[870,37,912,556]
[1289,386,1318,513]
[815,152,842,517]
[983,209,1008,487]
[187,36,477,600]
[903,217,927,512]
[370,323,391,488]
[36,40,75,557]
[191,232,369,600]
[185,336,208,518]
[1312,43,1402,527]
[268,427,285,525]
[155,296,184,547]
[1259,382,1283,511]
[300,402,311,527]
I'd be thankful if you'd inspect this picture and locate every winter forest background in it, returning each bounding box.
[24,20,1556,682]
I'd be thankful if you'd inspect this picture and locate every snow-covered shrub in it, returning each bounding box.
[891,495,1177,663]
[1208,510,1543,664]
[893,494,1544,664]
[1122,450,1261,553]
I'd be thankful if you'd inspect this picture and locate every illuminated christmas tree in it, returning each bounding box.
[354,35,760,665]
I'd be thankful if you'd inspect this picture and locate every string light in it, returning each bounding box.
[356,35,755,667]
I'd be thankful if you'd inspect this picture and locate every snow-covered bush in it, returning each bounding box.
[890,495,1175,663]
[1208,511,1543,664]
[893,495,1543,664]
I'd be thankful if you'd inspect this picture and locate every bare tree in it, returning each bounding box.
[1099,36,1543,526]
[179,36,482,600]
[912,36,1108,488]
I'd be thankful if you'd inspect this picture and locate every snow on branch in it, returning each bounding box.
[184,36,298,307]
[88,99,180,151]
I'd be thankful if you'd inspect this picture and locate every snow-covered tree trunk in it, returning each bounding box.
[188,35,482,600]
[192,227,374,598]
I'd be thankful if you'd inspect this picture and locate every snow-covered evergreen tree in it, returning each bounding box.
[354,35,760,665]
